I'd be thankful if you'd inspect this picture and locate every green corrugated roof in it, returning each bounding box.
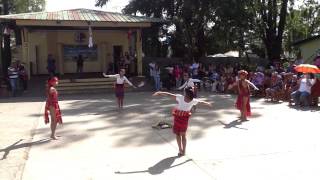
[0,8,163,23]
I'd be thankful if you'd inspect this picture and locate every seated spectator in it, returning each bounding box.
[265,73,283,101]
[311,77,320,106]
[288,75,299,105]
[220,74,227,93]
[252,72,265,89]
[209,71,220,93]
[252,72,265,97]
[291,74,316,106]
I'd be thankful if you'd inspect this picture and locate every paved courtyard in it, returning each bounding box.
[1,92,320,180]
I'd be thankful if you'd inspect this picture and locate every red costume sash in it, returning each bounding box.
[172,108,192,134]
[236,80,251,116]
[44,89,62,124]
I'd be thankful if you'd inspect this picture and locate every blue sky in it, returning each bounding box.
[46,0,129,12]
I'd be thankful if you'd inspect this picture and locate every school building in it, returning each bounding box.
[0,8,163,78]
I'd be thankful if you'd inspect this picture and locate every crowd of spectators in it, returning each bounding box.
[149,57,320,107]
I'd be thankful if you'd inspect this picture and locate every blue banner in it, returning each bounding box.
[63,45,98,61]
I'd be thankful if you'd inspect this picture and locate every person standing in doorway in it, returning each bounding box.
[76,54,84,75]
[47,54,56,77]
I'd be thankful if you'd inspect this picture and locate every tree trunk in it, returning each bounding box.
[265,38,282,63]
[1,0,11,77]
[195,27,206,59]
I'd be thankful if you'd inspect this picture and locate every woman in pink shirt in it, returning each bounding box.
[174,65,182,88]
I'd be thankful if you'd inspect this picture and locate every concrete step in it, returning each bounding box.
[59,78,115,83]
[56,77,141,94]
[58,81,116,87]
[57,84,131,91]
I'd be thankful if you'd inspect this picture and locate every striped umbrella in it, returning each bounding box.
[294,64,320,74]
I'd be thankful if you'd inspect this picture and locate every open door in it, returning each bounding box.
[113,46,123,73]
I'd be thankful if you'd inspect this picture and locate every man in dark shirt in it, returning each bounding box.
[76,54,84,74]
[47,54,56,76]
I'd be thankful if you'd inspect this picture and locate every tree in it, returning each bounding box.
[249,0,293,62]
[285,0,320,54]
[0,0,45,76]
[95,0,110,7]
[9,0,45,13]
[123,0,218,59]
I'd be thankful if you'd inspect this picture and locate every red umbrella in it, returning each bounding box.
[294,64,320,74]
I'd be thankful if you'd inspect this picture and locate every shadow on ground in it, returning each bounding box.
[115,156,192,175]
[0,138,51,160]
[27,92,263,148]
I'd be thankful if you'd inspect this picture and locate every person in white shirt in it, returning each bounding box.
[178,73,201,97]
[153,64,161,91]
[149,61,156,78]
[291,74,316,106]
[191,60,200,78]
[153,87,212,156]
[8,62,19,97]
[103,69,136,109]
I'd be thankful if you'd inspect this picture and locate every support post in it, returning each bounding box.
[57,43,64,75]
[136,29,143,76]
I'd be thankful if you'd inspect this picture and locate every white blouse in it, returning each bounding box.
[175,94,199,111]
[103,74,133,86]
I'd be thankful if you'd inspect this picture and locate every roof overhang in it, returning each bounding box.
[14,19,151,28]
[292,35,320,47]
[0,8,164,28]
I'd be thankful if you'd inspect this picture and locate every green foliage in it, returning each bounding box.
[95,0,110,7]
[285,0,320,53]
[95,0,320,61]
[4,0,46,13]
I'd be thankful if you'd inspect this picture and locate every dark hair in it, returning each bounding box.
[184,87,194,100]
[309,73,315,79]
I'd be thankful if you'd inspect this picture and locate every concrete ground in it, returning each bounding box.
[1,91,320,180]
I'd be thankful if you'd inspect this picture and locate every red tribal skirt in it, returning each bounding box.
[44,101,62,124]
[235,94,251,116]
[172,108,192,134]
[115,84,125,98]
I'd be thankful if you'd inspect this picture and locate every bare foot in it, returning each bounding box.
[50,135,58,140]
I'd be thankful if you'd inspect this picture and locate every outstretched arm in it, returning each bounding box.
[102,73,118,78]
[197,100,213,108]
[152,91,177,99]
[191,78,201,83]
[246,80,259,90]
[178,81,187,90]
[124,77,136,88]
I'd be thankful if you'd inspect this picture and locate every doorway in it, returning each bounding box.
[35,46,40,75]
[113,46,123,73]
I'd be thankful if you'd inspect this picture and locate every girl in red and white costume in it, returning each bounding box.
[235,70,259,121]
[153,87,212,156]
[103,69,136,109]
[44,77,62,140]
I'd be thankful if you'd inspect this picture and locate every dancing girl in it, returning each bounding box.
[44,77,63,140]
[103,69,136,109]
[235,70,259,121]
[153,87,212,156]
